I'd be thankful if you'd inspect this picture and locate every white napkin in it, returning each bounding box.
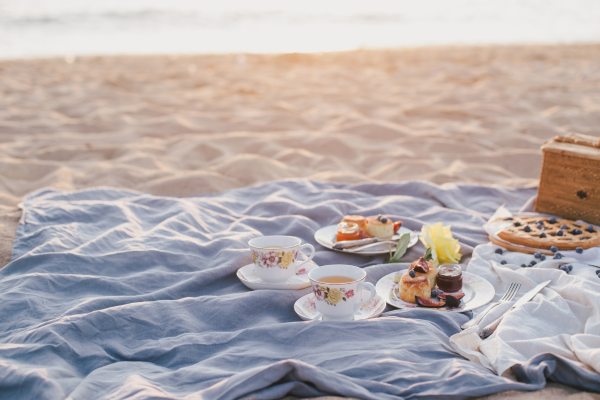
[450,243,600,377]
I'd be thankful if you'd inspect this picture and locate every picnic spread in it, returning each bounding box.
[1,178,599,400]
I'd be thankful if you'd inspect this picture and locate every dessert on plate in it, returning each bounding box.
[496,216,600,250]
[336,214,402,242]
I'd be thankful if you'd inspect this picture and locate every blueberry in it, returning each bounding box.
[381,217,388,223]
[530,260,537,266]
[506,217,514,220]
[377,214,382,221]
[576,229,583,235]
[431,289,439,297]
[534,252,541,259]
[409,270,416,278]
[501,260,507,265]
[540,255,547,261]
[568,265,573,272]
[587,225,595,233]
[549,217,556,224]
[537,224,543,230]
[559,265,568,272]
[553,253,563,259]
[514,222,522,227]
[557,230,564,236]
[539,232,547,238]
[524,226,531,233]
[551,246,558,253]
[495,248,503,255]
[537,220,544,225]
[521,264,527,268]
[576,247,583,254]
[561,225,568,229]
[596,270,600,276]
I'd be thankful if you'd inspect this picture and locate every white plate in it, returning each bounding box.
[294,288,386,321]
[237,262,318,290]
[314,225,419,256]
[376,268,495,312]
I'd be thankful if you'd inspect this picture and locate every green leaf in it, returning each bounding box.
[387,233,411,263]
[423,247,433,262]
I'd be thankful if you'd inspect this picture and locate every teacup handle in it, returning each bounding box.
[294,244,315,272]
[354,282,376,312]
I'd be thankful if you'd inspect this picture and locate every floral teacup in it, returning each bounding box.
[249,236,315,283]
[308,264,376,320]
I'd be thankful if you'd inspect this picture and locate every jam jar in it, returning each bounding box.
[336,222,360,242]
[436,264,463,292]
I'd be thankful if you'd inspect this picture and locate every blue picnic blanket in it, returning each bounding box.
[1,180,595,399]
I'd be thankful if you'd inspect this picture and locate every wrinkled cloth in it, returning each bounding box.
[1,179,597,400]
[450,244,600,391]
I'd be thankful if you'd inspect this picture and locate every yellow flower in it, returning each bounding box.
[327,288,343,304]
[281,251,294,267]
[252,251,258,263]
[420,222,462,266]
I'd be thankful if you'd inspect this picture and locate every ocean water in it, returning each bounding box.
[1,0,599,59]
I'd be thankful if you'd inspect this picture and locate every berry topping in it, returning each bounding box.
[576,247,583,254]
[557,230,564,236]
[409,270,416,278]
[495,248,503,255]
[377,214,382,221]
[530,260,537,266]
[561,225,568,229]
[521,264,527,268]
[551,246,558,252]
[415,296,446,308]
[524,226,531,233]
[539,232,547,238]
[559,265,568,272]
[587,225,595,233]
[514,222,522,227]
[506,217,514,221]
[549,217,557,223]
[553,253,563,259]
[501,260,507,265]
[431,289,440,298]
[540,255,546,261]
[596,270,600,276]
[534,252,541,259]
[568,265,573,272]
[537,224,543,230]
[380,217,388,223]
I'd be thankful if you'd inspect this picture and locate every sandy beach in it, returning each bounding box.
[1,44,600,399]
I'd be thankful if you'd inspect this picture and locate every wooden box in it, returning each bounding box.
[535,133,600,224]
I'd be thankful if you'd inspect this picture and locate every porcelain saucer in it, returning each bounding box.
[314,224,419,256]
[294,288,386,321]
[237,262,318,290]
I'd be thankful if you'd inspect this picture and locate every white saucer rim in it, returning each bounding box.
[294,291,386,321]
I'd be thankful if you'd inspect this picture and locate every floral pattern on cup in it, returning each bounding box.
[252,249,299,270]
[313,285,355,306]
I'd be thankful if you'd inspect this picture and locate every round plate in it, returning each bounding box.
[294,288,386,321]
[314,225,419,256]
[376,268,495,312]
[237,262,318,290]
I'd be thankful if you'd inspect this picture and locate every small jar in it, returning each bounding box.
[336,222,360,242]
[436,264,463,292]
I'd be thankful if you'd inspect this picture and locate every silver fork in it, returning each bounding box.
[460,282,521,330]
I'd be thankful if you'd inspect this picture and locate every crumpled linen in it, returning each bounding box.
[450,243,600,392]
[1,179,598,399]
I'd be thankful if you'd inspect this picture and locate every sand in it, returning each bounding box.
[1,44,599,399]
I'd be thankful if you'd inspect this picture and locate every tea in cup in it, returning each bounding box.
[308,264,376,320]
[249,236,315,283]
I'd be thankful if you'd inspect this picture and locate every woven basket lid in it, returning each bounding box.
[542,132,600,160]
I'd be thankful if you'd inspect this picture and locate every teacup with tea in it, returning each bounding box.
[249,236,315,283]
[308,264,376,320]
